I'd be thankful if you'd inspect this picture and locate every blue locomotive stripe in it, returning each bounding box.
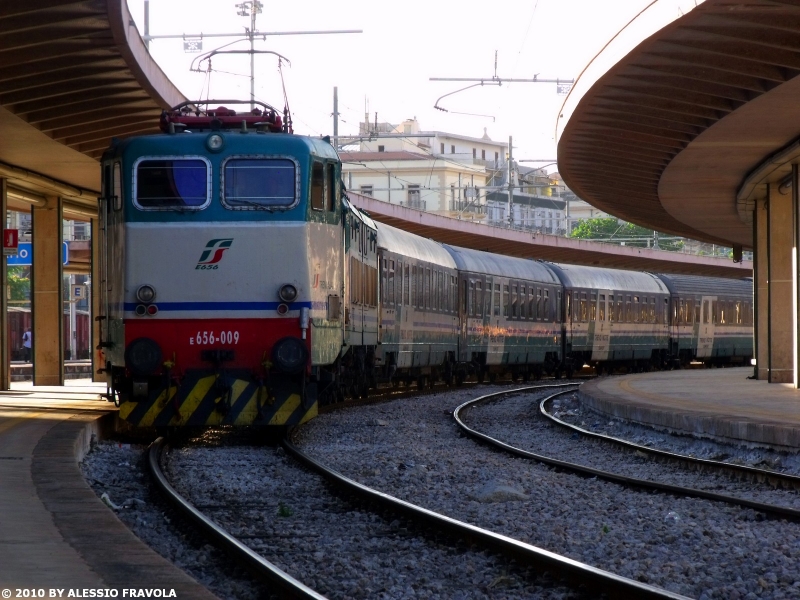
[123,301,313,311]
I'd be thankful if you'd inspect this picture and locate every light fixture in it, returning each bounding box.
[136,284,156,303]
[206,133,224,152]
[278,284,298,303]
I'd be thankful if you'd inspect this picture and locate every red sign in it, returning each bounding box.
[3,229,18,256]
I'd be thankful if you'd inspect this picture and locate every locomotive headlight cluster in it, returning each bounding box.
[136,284,156,303]
[135,284,158,316]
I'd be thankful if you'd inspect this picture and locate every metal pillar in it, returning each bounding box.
[0,179,8,390]
[32,196,63,386]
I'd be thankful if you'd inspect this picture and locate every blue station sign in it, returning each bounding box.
[6,242,69,266]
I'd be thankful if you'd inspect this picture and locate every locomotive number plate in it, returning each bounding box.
[189,331,240,345]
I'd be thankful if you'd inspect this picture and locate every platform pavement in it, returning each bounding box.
[0,383,218,597]
[579,367,800,449]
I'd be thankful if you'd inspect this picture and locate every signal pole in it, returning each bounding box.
[508,135,514,227]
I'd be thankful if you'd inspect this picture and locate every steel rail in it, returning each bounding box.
[453,387,800,521]
[540,393,800,489]
[147,437,328,600]
[283,412,689,599]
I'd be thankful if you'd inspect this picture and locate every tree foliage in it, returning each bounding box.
[569,217,684,252]
[8,266,30,302]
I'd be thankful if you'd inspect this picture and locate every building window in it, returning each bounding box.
[451,145,455,154]
[495,151,499,163]
[360,185,373,197]
[481,149,486,160]
[472,148,476,158]
[378,145,385,152]
[440,142,444,154]
[407,184,422,209]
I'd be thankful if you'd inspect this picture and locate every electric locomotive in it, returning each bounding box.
[99,101,345,427]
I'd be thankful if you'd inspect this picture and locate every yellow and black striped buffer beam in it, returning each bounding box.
[119,371,317,427]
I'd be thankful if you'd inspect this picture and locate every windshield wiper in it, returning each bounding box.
[232,199,275,212]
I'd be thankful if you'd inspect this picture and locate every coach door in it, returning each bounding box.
[591,290,611,361]
[696,296,716,358]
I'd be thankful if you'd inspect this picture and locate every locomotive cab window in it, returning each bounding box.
[311,162,324,210]
[326,163,337,211]
[134,157,210,209]
[223,157,297,208]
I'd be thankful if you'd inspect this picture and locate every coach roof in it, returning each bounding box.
[443,245,559,284]
[547,263,668,294]
[376,223,457,269]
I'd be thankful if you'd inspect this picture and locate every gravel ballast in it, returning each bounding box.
[80,382,800,599]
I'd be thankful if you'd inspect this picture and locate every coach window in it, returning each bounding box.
[134,157,211,209]
[477,281,484,317]
[503,285,510,317]
[599,295,606,321]
[404,265,411,306]
[633,296,640,323]
[511,284,519,318]
[544,290,550,320]
[590,292,597,321]
[493,284,501,316]
[580,293,587,322]
[608,295,614,322]
[519,285,526,319]
[556,290,562,322]
[388,260,395,305]
[468,281,475,316]
[712,300,718,324]
[650,298,656,323]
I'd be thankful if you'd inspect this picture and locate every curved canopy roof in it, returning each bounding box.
[558,0,800,250]
[0,1,185,197]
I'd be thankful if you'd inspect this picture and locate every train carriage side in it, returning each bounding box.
[98,125,345,427]
[339,201,379,397]
[443,246,562,382]
[375,223,459,387]
[656,274,753,366]
[546,264,670,374]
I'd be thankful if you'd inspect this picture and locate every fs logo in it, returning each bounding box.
[196,238,233,270]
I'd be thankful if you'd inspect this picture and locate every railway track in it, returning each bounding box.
[285,388,690,600]
[454,386,800,520]
[148,413,688,598]
[147,437,326,600]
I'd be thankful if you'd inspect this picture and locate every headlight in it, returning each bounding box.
[206,133,224,152]
[271,337,308,373]
[136,284,156,303]
[125,338,163,376]
[278,284,298,303]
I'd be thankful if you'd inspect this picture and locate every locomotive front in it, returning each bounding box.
[98,105,344,427]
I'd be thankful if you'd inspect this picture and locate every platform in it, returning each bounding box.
[579,367,800,449]
[0,381,217,596]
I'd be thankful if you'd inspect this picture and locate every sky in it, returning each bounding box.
[127,0,705,171]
